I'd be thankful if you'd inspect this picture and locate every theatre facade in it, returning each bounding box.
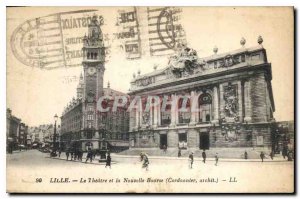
[128,37,276,150]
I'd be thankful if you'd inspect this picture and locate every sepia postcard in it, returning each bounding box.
[6,6,294,193]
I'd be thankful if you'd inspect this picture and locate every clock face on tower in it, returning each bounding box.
[87,67,96,76]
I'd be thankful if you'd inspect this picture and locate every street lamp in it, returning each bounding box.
[51,114,58,156]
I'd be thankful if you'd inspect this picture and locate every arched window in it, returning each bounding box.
[87,52,90,59]
[94,53,98,59]
[199,93,212,123]
[91,53,94,59]
[178,96,191,124]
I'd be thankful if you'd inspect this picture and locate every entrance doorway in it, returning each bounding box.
[199,132,210,150]
[160,134,168,149]
[178,133,187,149]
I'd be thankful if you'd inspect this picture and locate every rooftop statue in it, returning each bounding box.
[168,47,199,76]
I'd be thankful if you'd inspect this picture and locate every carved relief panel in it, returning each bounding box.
[223,83,239,119]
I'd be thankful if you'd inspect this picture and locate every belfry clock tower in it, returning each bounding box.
[81,15,105,149]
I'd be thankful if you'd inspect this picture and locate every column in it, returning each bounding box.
[139,99,143,127]
[158,100,161,126]
[153,102,158,128]
[135,109,139,129]
[244,80,252,122]
[174,94,179,125]
[213,86,219,123]
[219,84,225,119]
[189,91,197,126]
[195,91,201,123]
[170,94,176,127]
[237,81,243,122]
[149,103,153,126]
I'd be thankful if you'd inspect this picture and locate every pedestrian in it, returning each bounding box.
[244,151,248,160]
[75,150,79,161]
[188,152,194,169]
[269,151,274,160]
[178,148,181,157]
[71,151,74,161]
[202,150,206,163]
[58,148,61,158]
[66,150,69,161]
[78,150,83,161]
[85,148,93,163]
[283,146,288,159]
[105,153,112,169]
[163,145,167,154]
[287,150,293,161]
[93,150,96,160]
[142,154,149,171]
[215,153,219,166]
[140,152,144,162]
[260,152,265,162]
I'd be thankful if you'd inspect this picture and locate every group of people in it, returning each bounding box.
[282,148,294,161]
[62,148,112,168]
[243,150,294,162]
[52,147,294,171]
[188,151,219,169]
[65,149,84,161]
[140,150,220,171]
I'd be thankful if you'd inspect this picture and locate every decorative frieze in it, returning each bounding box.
[223,83,239,120]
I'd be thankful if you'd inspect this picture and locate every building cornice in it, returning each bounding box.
[129,63,271,96]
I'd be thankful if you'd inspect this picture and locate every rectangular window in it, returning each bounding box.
[251,54,260,61]
[87,114,94,120]
[142,135,147,139]
[88,106,93,111]
[87,132,93,139]
[214,61,217,69]
[241,54,246,62]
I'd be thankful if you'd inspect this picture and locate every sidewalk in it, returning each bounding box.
[47,151,292,164]
[118,147,294,161]
[7,149,28,154]
[112,153,292,163]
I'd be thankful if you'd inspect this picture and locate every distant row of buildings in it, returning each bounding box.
[7,108,62,153]
[28,124,61,147]
[6,109,30,152]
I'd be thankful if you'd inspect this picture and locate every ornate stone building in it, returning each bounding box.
[6,108,21,152]
[128,37,276,150]
[18,123,28,146]
[60,16,129,152]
